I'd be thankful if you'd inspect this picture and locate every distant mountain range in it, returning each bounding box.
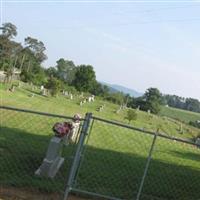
[101,82,143,97]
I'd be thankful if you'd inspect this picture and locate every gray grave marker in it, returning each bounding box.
[35,136,65,178]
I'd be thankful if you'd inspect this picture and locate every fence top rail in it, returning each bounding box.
[0,106,83,121]
[1,106,199,147]
[92,116,200,147]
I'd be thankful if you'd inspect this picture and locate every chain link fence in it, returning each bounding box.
[1,106,200,200]
[0,106,81,199]
[67,116,200,200]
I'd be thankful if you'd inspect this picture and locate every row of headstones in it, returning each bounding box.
[97,104,106,112]
[61,90,75,99]
[116,104,128,114]
[79,95,95,106]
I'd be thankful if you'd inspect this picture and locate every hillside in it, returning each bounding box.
[1,82,199,140]
[160,106,200,123]
[1,82,200,200]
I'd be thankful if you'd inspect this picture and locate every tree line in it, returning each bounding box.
[0,22,110,96]
[163,95,200,113]
[1,22,199,116]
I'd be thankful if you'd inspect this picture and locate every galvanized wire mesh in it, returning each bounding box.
[71,117,200,200]
[1,107,200,200]
[72,118,155,199]
[141,137,200,200]
[0,107,80,198]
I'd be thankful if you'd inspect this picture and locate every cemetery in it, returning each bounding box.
[35,115,81,178]
[0,83,200,200]
[1,7,200,199]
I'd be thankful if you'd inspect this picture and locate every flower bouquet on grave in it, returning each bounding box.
[52,122,74,143]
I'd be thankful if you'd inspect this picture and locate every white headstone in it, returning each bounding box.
[70,122,81,142]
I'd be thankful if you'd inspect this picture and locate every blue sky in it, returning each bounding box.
[1,1,200,99]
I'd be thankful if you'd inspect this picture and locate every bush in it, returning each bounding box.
[45,77,61,96]
[124,109,137,124]
[189,121,200,129]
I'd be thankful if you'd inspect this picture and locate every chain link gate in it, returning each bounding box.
[64,115,200,200]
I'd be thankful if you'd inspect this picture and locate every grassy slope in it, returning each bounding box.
[160,106,200,123]
[1,82,199,139]
[1,82,200,199]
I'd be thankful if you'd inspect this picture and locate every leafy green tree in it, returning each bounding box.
[185,98,200,112]
[45,77,61,96]
[90,81,109,96]
[19,36,47,83]
[125,109,137,124]
[163,94,200,113]
[24,36,47,63]
[144,88,162,114]
[0,22,47,85]
[102,85,110,97]
[104,92,124,105]
[1,22,17,39]
[55,58,76,84]
[0,23,22,82]
[73,65,96,92]
[31,68,47,86]
[45,67,58,78]
[19,48,40,83]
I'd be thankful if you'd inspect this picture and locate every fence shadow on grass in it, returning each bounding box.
[0,126,200,200]
[0,126,77,195]
[73,145,200,200]
[168,150,200,162]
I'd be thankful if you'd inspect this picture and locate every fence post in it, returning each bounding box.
[63,112,92,200]
[136,132,157,200]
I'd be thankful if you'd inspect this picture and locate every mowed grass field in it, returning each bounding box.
[160,106,200,123]
[0,82,200,200]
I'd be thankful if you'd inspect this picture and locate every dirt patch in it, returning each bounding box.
[0,186,90,200]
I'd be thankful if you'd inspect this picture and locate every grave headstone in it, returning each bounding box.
[9,85,15,92]
[35,136,65,178]
[42,89,46,96]
[35,116,81,178]
[70,121,81,142]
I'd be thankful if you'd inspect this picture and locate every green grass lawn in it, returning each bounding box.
[74,119,200,200]
[0,82,200,200]
[160,106,200,124]
[1,82,199,140]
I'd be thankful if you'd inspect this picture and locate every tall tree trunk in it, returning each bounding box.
[10,56,18,83]
[27,60,31,72]
[19,54,25,71]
